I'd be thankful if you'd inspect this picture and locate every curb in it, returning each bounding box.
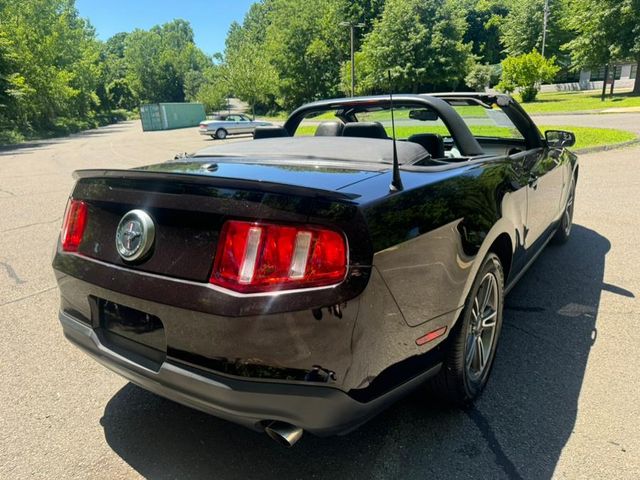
[574,138,640,155]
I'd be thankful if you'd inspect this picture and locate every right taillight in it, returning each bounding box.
[210,220,347,293]
[60,199,88,252]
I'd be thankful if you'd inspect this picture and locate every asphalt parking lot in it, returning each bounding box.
[1,120,639,479]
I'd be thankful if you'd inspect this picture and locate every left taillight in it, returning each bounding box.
[210,220,348,293]
[60,199,88,252]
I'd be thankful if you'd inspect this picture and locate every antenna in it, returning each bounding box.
[388,70,403,192]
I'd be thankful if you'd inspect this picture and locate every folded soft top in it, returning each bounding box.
[193,136,429,165]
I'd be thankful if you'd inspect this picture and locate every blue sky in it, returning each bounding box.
[76,0,255,55]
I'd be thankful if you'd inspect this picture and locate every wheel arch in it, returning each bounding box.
[488,233,513,284]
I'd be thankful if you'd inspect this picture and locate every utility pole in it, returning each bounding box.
[340,21,365,97]
[541,0,549,57]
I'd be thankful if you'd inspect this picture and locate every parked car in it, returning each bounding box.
[198,113,272,139]
[53,93,577,446]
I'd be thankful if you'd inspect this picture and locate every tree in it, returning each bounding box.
[564,0,640,94]
[263,0,344,109]
[358,0,472,93]
[497,50,560,101]
[0,0,102,130]
[465,63,492,91]
[225,41,278,117]
[501,0,570,60]
[124,20,211,104]
[107,78,136,110]
[453,0,509,65]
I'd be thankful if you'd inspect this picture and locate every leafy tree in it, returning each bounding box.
[497,50,560,101]
[224,41,278,117]
[0,0,102,130]
[196,81,229,113]
[564,0,640,94]
[465,63,492,91]
[124,20,211,104]
[358,0,472,92]
[107,78,136,110]
[501,0,570,60]
[453,0,509,65]
[263,0,344,109]
[339,52,372,96]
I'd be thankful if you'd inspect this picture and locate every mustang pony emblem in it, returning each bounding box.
[115,210,155,261]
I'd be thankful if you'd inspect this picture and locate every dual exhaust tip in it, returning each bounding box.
[264,421,303,447]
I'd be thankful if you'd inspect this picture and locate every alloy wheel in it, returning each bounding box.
[465,272,499,381]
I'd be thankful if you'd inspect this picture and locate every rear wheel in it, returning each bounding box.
[215,128,228,140]
[430,253,504,406]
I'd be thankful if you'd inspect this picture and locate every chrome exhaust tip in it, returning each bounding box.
[264,421,303,447]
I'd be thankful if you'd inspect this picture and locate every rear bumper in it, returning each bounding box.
[60,310,440,436]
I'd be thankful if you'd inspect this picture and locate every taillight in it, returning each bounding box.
[210,220,347,293]
[61,199,88,252]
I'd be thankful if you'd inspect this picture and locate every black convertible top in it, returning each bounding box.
[194,136,430,165]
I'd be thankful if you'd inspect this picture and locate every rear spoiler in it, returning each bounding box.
[72,169,360,203]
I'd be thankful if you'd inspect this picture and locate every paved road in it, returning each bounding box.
[1,121,639,479]
[531,112,640,135]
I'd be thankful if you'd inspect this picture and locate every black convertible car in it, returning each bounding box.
[53,93,577,446]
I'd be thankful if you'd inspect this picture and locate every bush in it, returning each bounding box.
[465,64,492,92]
[497,51,560,102]
[0,129,25,145]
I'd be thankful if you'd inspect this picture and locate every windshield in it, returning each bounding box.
[293,103,524,141]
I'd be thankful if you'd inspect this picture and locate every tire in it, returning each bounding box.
[215,128,228,140]
[429,252,504,406]
[552,175,576,244]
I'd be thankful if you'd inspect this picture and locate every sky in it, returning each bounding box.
[76,0,255,55]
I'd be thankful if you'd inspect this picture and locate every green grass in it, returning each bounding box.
[295,124,636,150]
[541,125,636,149]
[520,90,640,114]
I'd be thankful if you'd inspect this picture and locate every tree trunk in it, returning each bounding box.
[601,63,609,101]
[633,56,640,95]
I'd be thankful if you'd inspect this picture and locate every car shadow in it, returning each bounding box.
[101,224,621,479]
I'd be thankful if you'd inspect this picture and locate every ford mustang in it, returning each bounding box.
[53,93,577,446]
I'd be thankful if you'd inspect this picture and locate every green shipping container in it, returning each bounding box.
[139,102,206,131]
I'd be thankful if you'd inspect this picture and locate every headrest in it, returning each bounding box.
[315,121,344,136]
[342,122,389,139]
[408,133,445,158]
[253,126,289,139]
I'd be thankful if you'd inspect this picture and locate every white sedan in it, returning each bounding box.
[198,114,273,140]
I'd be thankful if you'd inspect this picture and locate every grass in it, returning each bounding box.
[294,124,636,151]
[520,89,640,114]
[541,125,636,149]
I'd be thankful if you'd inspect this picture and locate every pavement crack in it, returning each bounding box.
[1,217,62,233]
[502,321,548,342]
[467,407,524,480]
[0,260,27,285]
[0,286,57,308]
[0,187,16,196]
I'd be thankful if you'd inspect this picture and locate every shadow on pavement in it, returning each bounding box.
[0,123,134,156]
[101,224,621,479]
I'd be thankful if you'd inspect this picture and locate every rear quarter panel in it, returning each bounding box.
[354,158,527,329]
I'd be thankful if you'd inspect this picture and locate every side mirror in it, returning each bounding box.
[545,130,575,149]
